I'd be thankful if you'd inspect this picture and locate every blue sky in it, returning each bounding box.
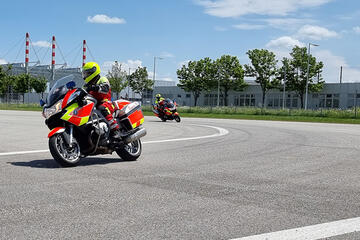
[0,0,359,83]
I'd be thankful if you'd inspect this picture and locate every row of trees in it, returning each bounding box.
[177,46,324,108]
[107,61,154,102]
[0,65,47,102]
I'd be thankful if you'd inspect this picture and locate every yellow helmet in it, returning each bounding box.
[156,94,162,98]
[82,62,101,84]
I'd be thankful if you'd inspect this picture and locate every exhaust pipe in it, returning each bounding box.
[124,128,147,144]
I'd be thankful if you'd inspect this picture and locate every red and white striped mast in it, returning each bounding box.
[25,33,30,74]
[82,40,86,66]
[51,36,56,81]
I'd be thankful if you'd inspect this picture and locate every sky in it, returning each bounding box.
[0,0,359,83]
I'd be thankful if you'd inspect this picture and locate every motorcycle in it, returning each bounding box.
[40,75,146,167]
[152,98,181,122]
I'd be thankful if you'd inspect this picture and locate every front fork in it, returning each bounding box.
[68,125,74,147]
[48,125,74,147]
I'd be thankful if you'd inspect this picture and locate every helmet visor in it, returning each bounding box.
[82,66,97,79]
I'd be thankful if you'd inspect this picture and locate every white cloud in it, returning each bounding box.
[0,59,7,64]
[266,36,305,49]
[265,18,315,31]
[178,60,190,68]
[265,36,305,61]
[32,41,51,48]
[314,50,360,83]
[160,52,175,58]
[233,23,265,30]
[102,60,142,73]
[161,77,174,82]
[87,14,126,24]
[195,0,333,18]
[353,26,360,34]
[296,25,338,40]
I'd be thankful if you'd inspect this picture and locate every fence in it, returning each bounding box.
[0,93,44,104]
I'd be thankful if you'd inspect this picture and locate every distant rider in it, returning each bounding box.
[82,62,121,139]
[155,94,165,115]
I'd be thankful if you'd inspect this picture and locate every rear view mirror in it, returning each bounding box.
[40,99,45,107]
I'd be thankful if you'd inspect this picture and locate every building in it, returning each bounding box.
[153,81,360,109]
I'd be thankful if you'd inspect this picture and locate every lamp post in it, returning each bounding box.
[127,67,135,100]
[217,78,220,107]
[305,43,319,110]
[153,56,164,83]
[282,65,287,110]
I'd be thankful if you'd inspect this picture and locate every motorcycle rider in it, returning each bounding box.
[155,93,165,116]
[82,62,121,139]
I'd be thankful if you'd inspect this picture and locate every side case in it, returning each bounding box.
[114,100,145,130]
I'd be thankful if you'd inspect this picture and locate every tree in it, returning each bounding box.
[13,73,36,103]
[283,46,324,108]
[0,66,13,94]
[245,49,279,108]
[214,55,246,106]
[0,65,15,102]
[177,58,215,106]
[107,61,128,99]
[31,76,47,99]
[128,67,154,103]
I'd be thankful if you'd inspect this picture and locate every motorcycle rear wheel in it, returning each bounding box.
[116,139,142,161]
[49,134,81,167]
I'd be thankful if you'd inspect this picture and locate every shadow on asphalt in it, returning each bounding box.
[9,157,128,169]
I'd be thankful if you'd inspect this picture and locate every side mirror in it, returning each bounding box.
[66,81,76,89]
[40,99,45,107]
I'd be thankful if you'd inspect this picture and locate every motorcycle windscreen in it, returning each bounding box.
[61,102,95,126]
[47,75,76,106]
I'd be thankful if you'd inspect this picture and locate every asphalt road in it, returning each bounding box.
[0,110,360,239]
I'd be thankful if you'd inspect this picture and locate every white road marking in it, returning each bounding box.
[144,124,229,144]
[231,217,360,240]
[0,150,49,156]
[0,124,228,156]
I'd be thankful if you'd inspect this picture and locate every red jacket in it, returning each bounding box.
[88,76,112,103]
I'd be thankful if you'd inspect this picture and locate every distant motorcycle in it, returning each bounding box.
[41,75,146,167]
[152,98,181,122]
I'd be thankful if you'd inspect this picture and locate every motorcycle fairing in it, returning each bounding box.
[48,127,65,138]
[61,89,77,109]
[60,102,95,126]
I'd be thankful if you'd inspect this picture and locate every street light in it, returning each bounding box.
[305,43,319,110]
[217,78,220,107]
[153,56,164,83]
[127,67,135,100]
[282,65,287,110]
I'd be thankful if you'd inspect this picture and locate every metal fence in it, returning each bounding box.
[0,92,45,104]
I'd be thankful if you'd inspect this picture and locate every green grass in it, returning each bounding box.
[143,111,360,124]
[2,103,360,124]
[142,105,360,124]
[0,103,42,111]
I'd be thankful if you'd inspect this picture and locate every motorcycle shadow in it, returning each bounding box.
[9,157,128,169]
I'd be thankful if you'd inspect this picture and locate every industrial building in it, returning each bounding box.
[153,81,360,109]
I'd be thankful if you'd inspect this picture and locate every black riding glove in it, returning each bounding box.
[86,84,100,92]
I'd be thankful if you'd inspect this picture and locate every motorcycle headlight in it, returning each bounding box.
[42,99,63,119]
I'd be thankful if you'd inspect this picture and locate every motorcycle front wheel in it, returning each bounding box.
[116,139,142,161]
[174,115,181,122]
[49,134,81,167]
